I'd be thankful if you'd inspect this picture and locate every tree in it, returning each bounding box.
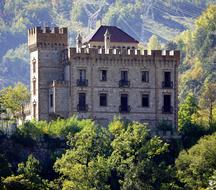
[176,133,216,189]
[178,92,208,148]
[147,35,161,51]
[54,122,112,190]
[108,121,173,190]
[207,171,216,190]
[0,83,30,121]
[199,82,216,125]
[178,92,199,131]
[2,154,47,190]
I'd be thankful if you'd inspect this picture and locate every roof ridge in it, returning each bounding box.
[83,25,139,44]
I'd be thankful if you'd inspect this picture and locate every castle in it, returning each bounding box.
[27,25,180,135]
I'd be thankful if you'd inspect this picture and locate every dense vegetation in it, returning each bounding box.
[0,115,215,190]
[0,0,214,88]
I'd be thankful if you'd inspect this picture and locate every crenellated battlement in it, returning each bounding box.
[28,26,67,35]
[28,27,68,51]
[69,47,180,60]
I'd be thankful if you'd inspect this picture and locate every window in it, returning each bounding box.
[79,69,86,80]
[100,70,107,81]
[33,80,36,95]
[78,93,87,111]
[50,94,53,108]
[164,71,171,82]
[77,69,88,86]
[120,94,130,112]
[100,93,107,106]
[33,101,36,119]
[79,93,86,105]
[162,71,173,88]
[32,59,36,73]
[163,94,172,113]
[121,71,128,80]
[141,71,149,82]
[142,94,149,107]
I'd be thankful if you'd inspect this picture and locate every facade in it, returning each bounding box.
[28,25,180,134]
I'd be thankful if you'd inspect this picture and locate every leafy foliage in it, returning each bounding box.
[176,133,216,189]
[177,4,216,101]
[0,83,30,120]
[2,155,47,190]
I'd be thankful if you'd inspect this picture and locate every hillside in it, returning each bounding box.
[0,0,213,88]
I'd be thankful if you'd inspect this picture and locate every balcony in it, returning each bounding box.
[77,79,88,87]
[119,80,130,88]
[162,106,173,114]
[162,81,173,88]
[77,104,88,112]
[119,105,131,113]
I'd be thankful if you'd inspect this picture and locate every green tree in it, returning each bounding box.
[2,154,47,190]
[207,171,216,190]
[199,82,216,125]
[147,35,161,51]
[178,92,199,131]
[178,92,207,148]
[0,83,30,121]
[176,133,216,189]
[109,121,173,190]
[54,122,112,190]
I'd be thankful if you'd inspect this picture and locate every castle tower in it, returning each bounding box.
[28,27,68,121]
[104,29,111,51]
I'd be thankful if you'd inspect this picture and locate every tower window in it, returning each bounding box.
[141,71,149,82]
[33,101,36,119]
[142,94,149,107]
[33,80,36,95]
[50,94,53,108]
[100,70,107,81]
[100,93,107,107]
[32,59,36,73]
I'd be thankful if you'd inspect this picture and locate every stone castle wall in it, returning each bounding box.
[28,27,179,132]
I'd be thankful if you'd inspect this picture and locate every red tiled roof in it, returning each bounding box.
[83,25,139,44]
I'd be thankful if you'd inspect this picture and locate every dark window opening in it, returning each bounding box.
[33,103,36,119]
[32,59,36,73]
[162,71,173,88]
[78,93,87,111]
[142,71,149,82]
[100,93,107,106]
[120,94,130,112]
[33,80,36,95]
[79,69,86,80]
[163,95,172,113]
[101,70,107,81]
[121,71,128,80]
[165,72,171,82]
[142,94,149,107]
[119,71,130,87]
[77,69,88,86]
[50,94,53,108]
